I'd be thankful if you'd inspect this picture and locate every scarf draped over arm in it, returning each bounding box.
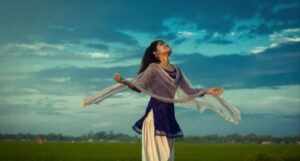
[83,63,241,124]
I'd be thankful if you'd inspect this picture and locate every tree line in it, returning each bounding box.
[0,131,299,144]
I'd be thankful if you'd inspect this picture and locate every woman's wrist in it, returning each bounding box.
[122,79,128,85]
[123,80,132,87]
[205,87,223,95]
[206,88,215,94]
[205,89,211,94]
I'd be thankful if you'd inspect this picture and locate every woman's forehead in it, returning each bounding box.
[157,40,166,44]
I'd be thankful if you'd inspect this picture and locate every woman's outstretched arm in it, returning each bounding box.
[113,73,141,93]
[123,80,141,93]
[113,63,156,93]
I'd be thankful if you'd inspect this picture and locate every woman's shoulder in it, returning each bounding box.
[149,62,159,65]
[148,62,159,68]
[142,63,159,73]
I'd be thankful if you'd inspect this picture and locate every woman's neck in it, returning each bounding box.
[158,55,174,72]
[159,55,170,67]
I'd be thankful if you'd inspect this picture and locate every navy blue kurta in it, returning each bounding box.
[132,67,184,138]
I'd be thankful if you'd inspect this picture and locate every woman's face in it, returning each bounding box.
[155,41,171,56]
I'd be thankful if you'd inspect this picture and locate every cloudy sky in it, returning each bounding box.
[0,0,299,137]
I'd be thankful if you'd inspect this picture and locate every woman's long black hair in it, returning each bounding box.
[138,40,172,74]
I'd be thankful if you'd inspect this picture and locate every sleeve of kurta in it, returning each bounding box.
[179,68,208,97]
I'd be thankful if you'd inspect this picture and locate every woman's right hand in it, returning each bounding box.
[113,73,125,83]
[82,98,91,107]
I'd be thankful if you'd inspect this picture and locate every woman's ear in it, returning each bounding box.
[153,52,158,58]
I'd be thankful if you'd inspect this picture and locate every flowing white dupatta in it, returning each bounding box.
[82,63,241,124]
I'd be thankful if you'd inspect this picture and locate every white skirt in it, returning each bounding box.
[142,108,175,161]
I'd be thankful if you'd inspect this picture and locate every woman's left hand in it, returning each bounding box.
[206,87,224,96]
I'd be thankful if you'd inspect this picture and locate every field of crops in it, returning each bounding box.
[0,141,299,161]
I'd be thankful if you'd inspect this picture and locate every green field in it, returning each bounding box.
[0,141,299,161]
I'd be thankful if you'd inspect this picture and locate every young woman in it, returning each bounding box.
[113,40,223,161]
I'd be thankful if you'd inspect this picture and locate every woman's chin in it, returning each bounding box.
[163,50,171,56]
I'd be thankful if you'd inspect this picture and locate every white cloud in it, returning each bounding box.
[85,52,110,59]
[0,86,40,94]
[163,17,200,38]
[250,46,269,54]
[250,28,300,54]
[177,31,197,37]
[44,77,71,83]
[91,122,113,128]
[1,42,73,57]
[270,28,300,47]
[7,42,67,51]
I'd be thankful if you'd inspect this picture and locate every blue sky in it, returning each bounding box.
[0,0,299,137]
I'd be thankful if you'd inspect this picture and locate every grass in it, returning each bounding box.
[0,141,299,161]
